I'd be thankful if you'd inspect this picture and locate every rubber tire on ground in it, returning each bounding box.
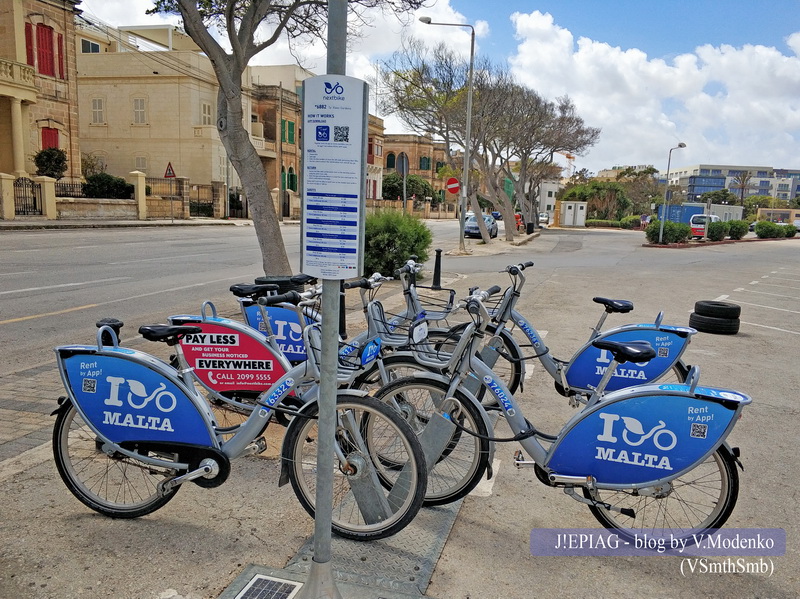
[53,401,181,518]
[282,394,427,541]
[693,300,741,319]
[689,311,740,335]
[584,446,739,543]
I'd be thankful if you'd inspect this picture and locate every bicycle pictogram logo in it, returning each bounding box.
[596,413,677,451]
[324,81,344,95]
[103,376,177,413]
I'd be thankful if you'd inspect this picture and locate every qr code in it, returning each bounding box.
[82,378,97,393]
[334,125,349,142]
[657,347,669,358]
[690,422,708,439]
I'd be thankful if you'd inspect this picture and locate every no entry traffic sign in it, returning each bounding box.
[446,177,460,194]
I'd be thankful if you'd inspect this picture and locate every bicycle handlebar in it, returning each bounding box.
[343,273,393,290]
[257,290,303,306]
[506,261,534,276]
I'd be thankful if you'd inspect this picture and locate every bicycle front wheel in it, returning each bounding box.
[372,377,490,506]
[283,395,426,541]
[52,401,182,518]
[584,446,739,541]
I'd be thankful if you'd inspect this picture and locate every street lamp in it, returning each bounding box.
[419,15,475,253]
[657,142,686,244]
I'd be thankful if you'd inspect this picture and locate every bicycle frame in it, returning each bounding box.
[437,298,750,494]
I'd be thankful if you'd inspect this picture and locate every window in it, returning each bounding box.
[135,156,147,171]
[420,156,431,170]
[281,119,296,144]
[386,153,396,169]
[91,98,105,124]
[81,39,100,53]
[36,24,55,76]
[133,98,147,124]
[41,127,59,150]
[201,102,213,126]
[288,166,297,191]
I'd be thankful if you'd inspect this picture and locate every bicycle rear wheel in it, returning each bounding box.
[372,377,490,506]
[283,395,426,541]
[584,446,739,541]
[52,401,181,518]
[427,323,523,399]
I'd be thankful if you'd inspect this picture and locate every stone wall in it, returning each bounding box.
[56,197,137,219]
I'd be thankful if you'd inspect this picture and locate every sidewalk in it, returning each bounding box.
[0,220,539,599]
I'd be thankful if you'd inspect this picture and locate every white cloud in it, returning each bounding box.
[508,10,800,174]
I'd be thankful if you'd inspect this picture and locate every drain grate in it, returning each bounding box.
[234,574,302,599]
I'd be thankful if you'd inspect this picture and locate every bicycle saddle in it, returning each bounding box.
[592,297,634,313]
[138,324,203,344]
[229,283,280,298]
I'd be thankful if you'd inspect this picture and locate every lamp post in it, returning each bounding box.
[419,15,474,253]
[657,142,686,244]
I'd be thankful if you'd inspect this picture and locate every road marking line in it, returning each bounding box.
[0,271,36,277]
[0,303,99,325]
[750,282,800,291]
[734,300,800,315]
[741,321,800,335]
[109,252,213,265]
[469,458,501,497]
[713,295,729,301]
[0,443,51,483]
[733,288,800,300]
[0,277,130,296]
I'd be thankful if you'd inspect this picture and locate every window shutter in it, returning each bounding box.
[41,127,59,150]
[36,24,55,76]
[281,119,286,143]
[57,34,64,79]
[25,23,34,66]
[288,121,295,144]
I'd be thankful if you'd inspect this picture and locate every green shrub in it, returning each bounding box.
[784,224,797,238]
[754,220,784,239]
[620,215,641,229]
[706,220,728,242]
[644,220,691,244]
[33,147,68,180]
[83,173,134,199]
[727,220,749,240]
[364,211,432,276]
[586,219,620,228]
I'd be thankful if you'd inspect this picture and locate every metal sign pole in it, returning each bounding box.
[297,1,365,597]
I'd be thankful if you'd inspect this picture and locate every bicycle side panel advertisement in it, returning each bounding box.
[59,352,213,446]
[241,301,308,362]
[545,391,746,485]
[178,322,287,392]
[564,327,692,392]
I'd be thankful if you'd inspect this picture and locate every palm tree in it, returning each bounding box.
[731,172,752,205]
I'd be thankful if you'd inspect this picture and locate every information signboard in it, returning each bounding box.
[301,75,368,279]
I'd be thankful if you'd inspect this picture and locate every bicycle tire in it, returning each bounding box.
[584,446,739,542]
[427,322,524,398]
[372,377,490,506]
[283,394,426,541]
[689,312,741,335]
[350,353,440,394]
[52,401,181,518]
[694,300,741,319]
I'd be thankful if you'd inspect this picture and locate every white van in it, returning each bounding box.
[690,214,720,238]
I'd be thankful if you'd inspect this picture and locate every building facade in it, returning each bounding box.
[669,164,800,202]
[383,133,448,201]
[0,0,81,179]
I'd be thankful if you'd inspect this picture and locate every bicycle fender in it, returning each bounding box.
[394,371,496,474]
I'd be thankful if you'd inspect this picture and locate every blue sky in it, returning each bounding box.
[79,0,800,177]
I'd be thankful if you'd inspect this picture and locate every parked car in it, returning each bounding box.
[464,214,498,238]
[538,212,549,225]
[690,214,720,238]
[491,211,503,220]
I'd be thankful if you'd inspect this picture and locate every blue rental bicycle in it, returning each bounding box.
[373,287,751,540]
[51,320,427,541]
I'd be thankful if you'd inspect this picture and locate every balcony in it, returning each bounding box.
[0,59,37,101]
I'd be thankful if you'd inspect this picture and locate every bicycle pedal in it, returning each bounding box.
[243,437,267,456]
[513,449,536,468]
